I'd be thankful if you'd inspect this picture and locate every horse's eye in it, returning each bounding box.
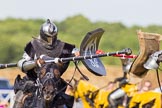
[51,91,55,94]
[42,87,45,89]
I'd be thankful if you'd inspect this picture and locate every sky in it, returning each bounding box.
[0,0,162,27]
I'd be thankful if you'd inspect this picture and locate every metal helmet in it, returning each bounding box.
[40,19,58,45]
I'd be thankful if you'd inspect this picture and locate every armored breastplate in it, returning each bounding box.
[31,39,65,58]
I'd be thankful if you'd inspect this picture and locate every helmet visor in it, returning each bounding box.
[45,33,57,45]
[44,31,57,37]
[46,36,53,45]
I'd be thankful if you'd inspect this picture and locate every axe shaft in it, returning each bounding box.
[45,48,131,63]
[61,51,126,61]
[0,63,17,69]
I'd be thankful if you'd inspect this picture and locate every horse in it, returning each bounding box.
[22,63,74,108]
[129,91,162,108]
[72,78,110,108]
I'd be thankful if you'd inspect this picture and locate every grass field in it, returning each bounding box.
[0,64,161,89]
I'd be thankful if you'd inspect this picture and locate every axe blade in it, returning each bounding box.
[80,28,106,76]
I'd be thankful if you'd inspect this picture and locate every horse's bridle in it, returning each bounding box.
[35,65,65,100]
[36,74,52,98]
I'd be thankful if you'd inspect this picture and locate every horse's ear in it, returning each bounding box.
[40,68,46,78]
[73,78,78,83]
[53,68,60,79]
[72,78,79,86]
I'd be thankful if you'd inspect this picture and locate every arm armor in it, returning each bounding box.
[144,50,162,70]
[17,52,37,73]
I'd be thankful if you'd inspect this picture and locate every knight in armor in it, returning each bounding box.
[108,58,134,108]
[13,19,77,108]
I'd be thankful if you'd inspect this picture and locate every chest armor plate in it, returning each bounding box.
[31,39,65,58]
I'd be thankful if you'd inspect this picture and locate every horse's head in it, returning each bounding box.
[38,63,60,101]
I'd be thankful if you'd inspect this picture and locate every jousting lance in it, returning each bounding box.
[0,48,137,69]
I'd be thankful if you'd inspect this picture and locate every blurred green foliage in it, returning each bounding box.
[1,15,162,65]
